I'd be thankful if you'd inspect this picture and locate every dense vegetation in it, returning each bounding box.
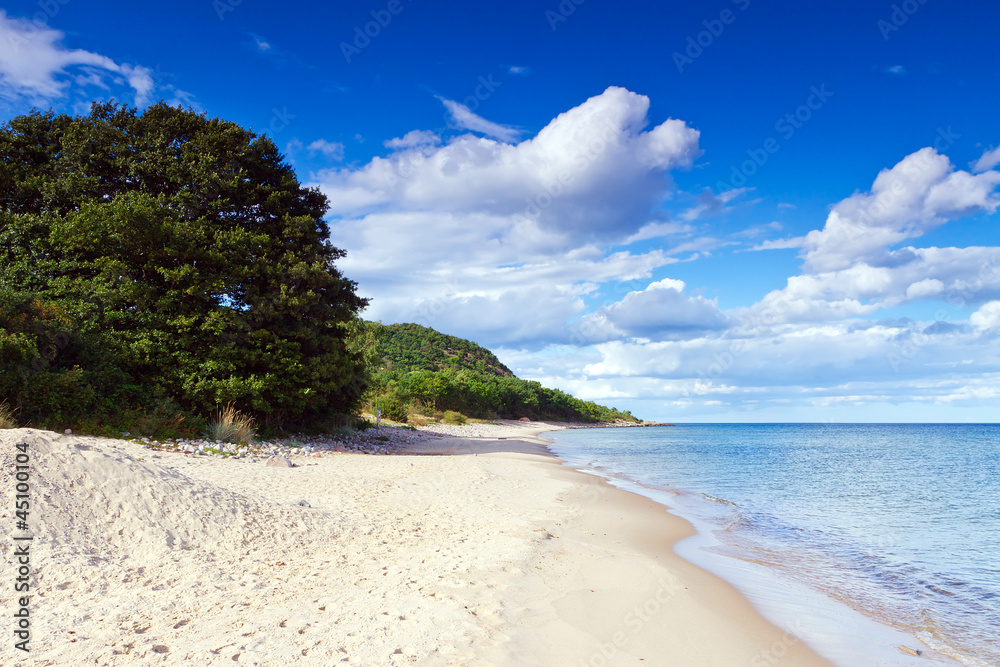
[0,103,368,434]
[364,322,638,424]
[374,323,514,377]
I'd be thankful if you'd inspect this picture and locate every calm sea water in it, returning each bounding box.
[546,424,1000,667]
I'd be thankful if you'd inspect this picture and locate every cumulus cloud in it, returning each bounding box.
[740,148,1000,327]
[314,87,701,345]
[971,301,1000,330]
[574,279,728,342]
[0,10,155,104]
[318,87,700,235]
[799,148,1000,273]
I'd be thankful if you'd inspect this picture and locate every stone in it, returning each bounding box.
[518,417,531,422]
[293,499,310,507]
[266,455,294,468]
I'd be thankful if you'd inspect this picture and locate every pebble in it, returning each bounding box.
[108,420,547,464]
[265,455,294,468]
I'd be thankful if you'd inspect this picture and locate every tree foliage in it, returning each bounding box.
[0,103,368,428]
[364,322,638,423]
[372,322,513,377]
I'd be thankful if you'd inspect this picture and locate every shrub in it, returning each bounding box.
[204,403,256,443]
[376,392,409,423]
[441,410,467,425]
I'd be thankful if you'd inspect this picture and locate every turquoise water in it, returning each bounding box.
[546,424,1000,666]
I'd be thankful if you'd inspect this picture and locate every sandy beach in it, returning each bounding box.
[1,423,832,666]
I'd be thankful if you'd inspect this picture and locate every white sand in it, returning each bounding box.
[1,426,831,666]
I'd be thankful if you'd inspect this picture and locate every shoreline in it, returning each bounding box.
[543,425,963,666]
[472,426,837,666]
[3,422,832,665]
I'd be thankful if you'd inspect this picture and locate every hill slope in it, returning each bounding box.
[364,322,638,424]
[374,323,513,378]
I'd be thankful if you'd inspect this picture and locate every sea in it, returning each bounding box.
[546,424,1000,667]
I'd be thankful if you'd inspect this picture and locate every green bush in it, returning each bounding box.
[0,292,140,425]
[441,410,466,425]
[1,104,369,430]
[375,392,409,423]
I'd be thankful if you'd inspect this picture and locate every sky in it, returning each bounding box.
[1,0,999,422]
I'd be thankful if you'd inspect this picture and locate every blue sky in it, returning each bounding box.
[2,0,999,422]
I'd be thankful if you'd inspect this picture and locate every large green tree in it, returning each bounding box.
[0,102,368,426]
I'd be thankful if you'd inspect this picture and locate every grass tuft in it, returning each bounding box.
[0,401,17,429]
[204,403,256,444]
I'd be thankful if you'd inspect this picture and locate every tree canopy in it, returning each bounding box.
[364,322,638,424]
[0,102,368,428]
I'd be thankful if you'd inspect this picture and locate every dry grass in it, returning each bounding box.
[0,401,16,429]
[204,403,256,444]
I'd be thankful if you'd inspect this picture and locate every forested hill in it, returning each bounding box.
[363,322,639,424]
[373,323,513,378]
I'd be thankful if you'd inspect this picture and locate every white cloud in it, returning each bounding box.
[438,97,520,142]
[578,319,999,388]
[905,278,945,299]
[751,236,805,251]
[799,147,1000,273]
[253,36,272,52]
[733,221,782,239]
[679,187,750,221]
[509,66,530,75]
[318,87,700,236]
[622,221,693,244]
[885,65,906,75]
[314,87,701,345]
[166,88,198,110]
[118,64,154,106]
[973,146,1000,173]
[307,139,345,161]
[747,244,1000,327]
[0,10,155,105]
[971,301,1000,330]
[384,130,441,150]
[574,278,728,342]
